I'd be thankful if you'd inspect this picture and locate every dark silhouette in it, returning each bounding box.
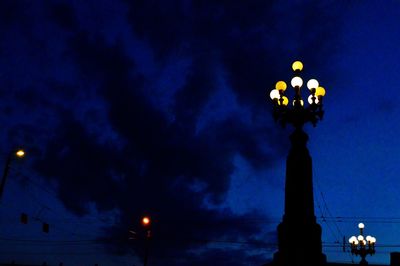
[272,128,326,266]
[268,62,326,266]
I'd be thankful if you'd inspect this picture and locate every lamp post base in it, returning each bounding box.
[272,216,326,266]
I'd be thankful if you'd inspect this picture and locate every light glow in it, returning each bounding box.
[308,95,319,105]
[270,89,280,100]
[279,96,289,106]
[358,223,365,229]
[15,150,25,158]
[292,99,304,107]
[291,76,303,88]
[349,236,357,243]
[316,86,326,97]
[307,79,319,90]
[292,61,303,71]
[275,81,287,91]
[142,216,151,226]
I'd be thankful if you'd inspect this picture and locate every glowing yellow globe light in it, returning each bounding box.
[315,86,326,97]
[307,79,319,90]
[279,96,289,106]
[357,235,364,241]
[292,61,303,71]
[275,81,287,91]
[308,95,319,105]
[15,149,25,158]
[371,237,376,244]
[269,89,280,100]
[291,76,303,88]
[366,236,372,242]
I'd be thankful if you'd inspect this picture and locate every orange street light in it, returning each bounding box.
[16,149,25,158]
[0,148,26,200]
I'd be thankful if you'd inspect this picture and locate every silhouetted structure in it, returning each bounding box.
[268,61,327,266]
[272,128,326,266]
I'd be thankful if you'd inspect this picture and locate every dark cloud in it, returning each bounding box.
[0,0,347,264]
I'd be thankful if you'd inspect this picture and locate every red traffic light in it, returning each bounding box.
[141,216,151,227]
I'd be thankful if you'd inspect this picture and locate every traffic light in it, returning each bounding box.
[20,213,28,224]
[141,216,151,227]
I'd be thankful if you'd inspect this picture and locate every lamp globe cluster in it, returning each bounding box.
[269,61,326,108]
[348,223,376,265]
[269,61,326,128]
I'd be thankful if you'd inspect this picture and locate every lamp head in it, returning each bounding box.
[279,96,289,106]
[270,89,280,101]
[15,149,25,158]
[316,86,326,97]
[292,61,303,72]
[275,81,287,92]
[307,79,319,91]
[291,76,303,88]
[349,236,357,244]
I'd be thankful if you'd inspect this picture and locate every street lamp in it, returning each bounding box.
[269,61,327,266]
[0,148,26,200]
[349,223,376,265]
[269,60,326,128]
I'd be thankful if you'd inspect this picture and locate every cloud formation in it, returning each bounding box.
[0,0,345,264]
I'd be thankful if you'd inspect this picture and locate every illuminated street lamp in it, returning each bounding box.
[269,61,327,266]
[349,223,376,265]
[0,149,26,200]
[269,60,326,128]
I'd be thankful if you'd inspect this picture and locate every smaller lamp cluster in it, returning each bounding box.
[269,61,326,108]
[349,223,376,259]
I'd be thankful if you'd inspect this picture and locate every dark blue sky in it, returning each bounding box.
[0,1,400,265]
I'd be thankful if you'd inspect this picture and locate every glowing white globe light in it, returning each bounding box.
[291,76,303,88]
[307,79,319,90]
[357,235,364,241]
[358,223,365,229]
[349,236,357,243]
[269,89,280,100]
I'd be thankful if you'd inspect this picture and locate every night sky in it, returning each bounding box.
[0,1,400,265]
